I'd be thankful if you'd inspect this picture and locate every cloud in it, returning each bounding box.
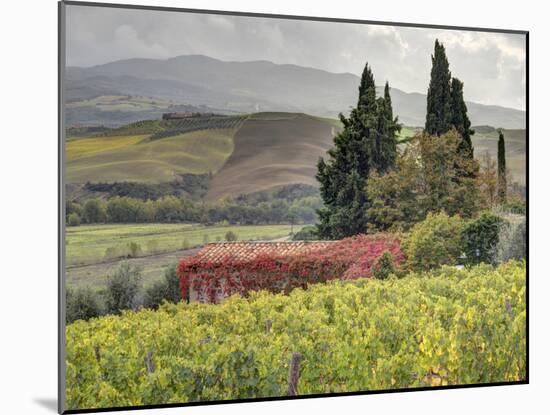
[65,4,526,110]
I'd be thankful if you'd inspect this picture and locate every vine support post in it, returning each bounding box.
[287,352,302,396]
[93,345,101,363]
[145,351,155,374]
[265,319,272,335]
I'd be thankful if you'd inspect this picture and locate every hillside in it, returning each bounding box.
[66,115,246,184]
[65,94,235,127]
[206,113,336,200]
[65,112,337,188]
[67,55,526,129]
[66,113,526,199]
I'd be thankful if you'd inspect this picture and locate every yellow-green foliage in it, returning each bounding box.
[405,212,464,271]
[66,262,526,410]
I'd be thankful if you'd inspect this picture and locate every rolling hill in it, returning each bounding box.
[65,94,237,127]
[206,113,337,200]
[66,112,526,201]
[66,55,526,129]
[66,113,337,191]
[66,115,246,184]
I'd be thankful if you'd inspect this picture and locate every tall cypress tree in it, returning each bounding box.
[425,40,452,136]
[497,130,507,203]
[357,63,376,109]
[373,82,400,172]
[383,82,394,121]
[450,77,474,158]
[317,62,392,239]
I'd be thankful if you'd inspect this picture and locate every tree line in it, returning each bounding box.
[66,193,321,226]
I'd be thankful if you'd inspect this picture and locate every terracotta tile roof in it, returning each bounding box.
[193,241,337,263]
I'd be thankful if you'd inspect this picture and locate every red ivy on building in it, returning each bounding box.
[177,234,404,303]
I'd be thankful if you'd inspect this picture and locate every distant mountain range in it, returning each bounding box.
[66,54,526,129]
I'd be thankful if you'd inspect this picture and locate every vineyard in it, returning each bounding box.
[95,115,249,139]
[65,261,526,410]
[149,115,248,140]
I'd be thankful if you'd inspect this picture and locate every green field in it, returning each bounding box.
[66,223,299,267]
[66,129,235,183]
[66,223,301,289]
[397,125,421,141]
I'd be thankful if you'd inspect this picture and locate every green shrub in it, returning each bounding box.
[494,217,526,263]
[143,264,181,309]
[405,212,463,271]
[66,200,82,221]
[127,242,142,258]
[372,251,395,280]
[225,230,238,241]
[461,211,507,265]
[161,264,181,302]
[142,281,169,310]
[67,213,81,227]
[104,262,142,314]
[292,225,318,241]
[104,246,122,260]
[66,287,102,323]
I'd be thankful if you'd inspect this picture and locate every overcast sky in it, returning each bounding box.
[66,5,526,110]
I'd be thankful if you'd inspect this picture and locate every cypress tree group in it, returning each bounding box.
[316,63,399,239]
[425,40,476,167]
[450,77,474,158]
[425,40,452,136]
[497,130,507,203]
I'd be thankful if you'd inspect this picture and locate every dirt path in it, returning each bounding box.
[271,235,293,241]
[66,248,200,289]
[66,234,294,289]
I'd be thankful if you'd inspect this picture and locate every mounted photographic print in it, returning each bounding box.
[58,1,528,413]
